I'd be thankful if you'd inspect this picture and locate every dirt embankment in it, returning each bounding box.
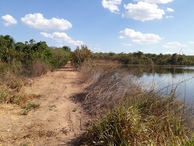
[0,63,89,146]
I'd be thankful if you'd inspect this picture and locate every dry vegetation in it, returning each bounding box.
[72,62,194,146]
[0,62,44,106]
[0,62,89,146]
[78,67,142,117]
[1,53,194,145]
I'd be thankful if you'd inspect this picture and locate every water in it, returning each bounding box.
[129,66,194,103]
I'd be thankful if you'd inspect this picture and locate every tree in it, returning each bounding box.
[52,47,70,68]
[170,53,178,65]
[29,39,36,46]
[3,35,15,49]
[0,35,16,63]
[62,46,71,52]
[70,45,92,69]
[15,42,25,52]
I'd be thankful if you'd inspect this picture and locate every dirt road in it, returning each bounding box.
[0,63,88,146]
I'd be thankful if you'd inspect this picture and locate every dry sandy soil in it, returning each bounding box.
[0,63,89,146]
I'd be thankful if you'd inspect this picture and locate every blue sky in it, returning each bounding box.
[1,0,194,55]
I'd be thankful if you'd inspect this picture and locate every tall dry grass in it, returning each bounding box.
[73,61,194,146]
[0,61,41,106]
[24,60,49,77]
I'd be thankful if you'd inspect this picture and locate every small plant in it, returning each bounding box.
[72,107,77,112]
[49,104,56,111]
[21,110,28,115]
[22,103,40,110]
[6,79,23,91]
[9,95,20,104]
[21,103,40,115]
[0,87,9,103]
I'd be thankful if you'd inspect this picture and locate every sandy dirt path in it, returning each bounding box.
[0,63,88,146]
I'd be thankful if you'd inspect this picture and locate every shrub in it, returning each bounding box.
[70,45,92,69]
[52,47,70,68]
[0,61,8,75]
[0,85,9,103]
[26,60,49,77]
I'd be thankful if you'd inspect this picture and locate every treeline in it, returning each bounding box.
[0,35,71,77]
[93,51,194,66]
[1,34,194,77]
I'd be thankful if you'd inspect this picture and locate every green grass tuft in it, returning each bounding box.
[21,103,40,115]
[22,103,40,110]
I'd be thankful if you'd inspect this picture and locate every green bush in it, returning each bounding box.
[52,47,70,68]
[0,34,71,76]
[70,45,92,69]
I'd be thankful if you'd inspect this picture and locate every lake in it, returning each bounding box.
[129,66,194,104]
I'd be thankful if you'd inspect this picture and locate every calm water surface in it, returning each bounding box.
[130,66,194,103]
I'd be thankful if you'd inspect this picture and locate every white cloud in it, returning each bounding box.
[123,2,165,21]
[166,16,173,19]
[122,43,132,46]
[40,32,83,46]
[120,28,162,44]
[21,13,72,31]
[189,41,194,44]
[166,7,174,12]
[102,0,122,13]
[163,41,187,49]
[134,0,173,4]
[2,14,17,26]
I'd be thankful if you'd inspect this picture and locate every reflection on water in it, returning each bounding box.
[128,66,194,76]
[128,66,194,104]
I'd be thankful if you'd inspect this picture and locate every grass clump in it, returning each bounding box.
[78,93,193,146]
[0,85,9,103]
[0,80,40,105]
[21,103,40,115]
[22,103,40,110]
